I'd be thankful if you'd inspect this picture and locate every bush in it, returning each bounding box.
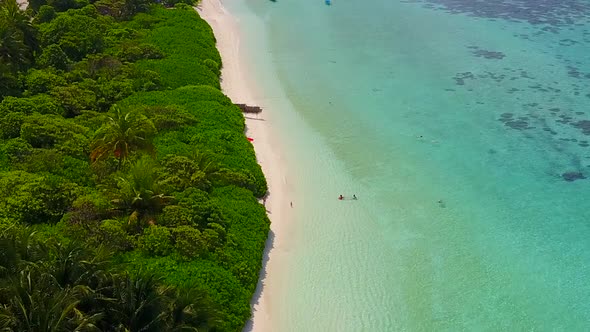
[140,105,197,132]
[25,69,67,94]
[30,94,64,116]
[119,43,163,62]
[159,205,193,227]
[35,5,56,23]
[213,168,259,196]
[132,7,221,89]
[1,138,33,164]
[127,12,161,29]
[0,96,36,115]
[66,192,110,224]
[175,188,224,228]
[132,69,161,91]
[39,8,106,61]
[171,225,206,259]
[0,171,81,224]
[160,155,209,192]
[99,218,134,250]
[120,86,268,197]
[37,44,69,70]
[139,225,173,256]
[50,84,97,116]
[0,113,26,139]
[0,95,63,117]
[202,223,225,250]
[202,58,220,77]
[19,113,90,156]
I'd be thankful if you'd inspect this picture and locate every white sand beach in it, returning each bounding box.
[197,1,293,331]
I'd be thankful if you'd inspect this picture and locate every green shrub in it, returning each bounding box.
[39,8,106,61]
[132,7,221,89]
[0,138,33,164]
[202,58,220,77]
[140,105,197,132]
[160,154,210,192]
[37,44,70,69]
[99,218,134,250]
[50,84,97,116]
[0,95,64,117]
[121,86,268,197]
[66,192,111,224]
[35,5,56,23]
[31,94,65,115]
[0,113,26,139]
[0,96,36,115]
[13,149,64,173]
[19,113,90,157]
[139,225,173,256]
[25,70,57,95]
[159,205,193,227]
[25,69,67,94]
[171,225,206,259]
[0,171,81,224]
[119,43,163,62]
[127,12,161,29]
[175,188,224,228]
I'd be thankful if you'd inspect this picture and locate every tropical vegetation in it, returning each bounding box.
[0,0,269,330]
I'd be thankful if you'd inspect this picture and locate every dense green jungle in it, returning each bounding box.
[0,0,269,330]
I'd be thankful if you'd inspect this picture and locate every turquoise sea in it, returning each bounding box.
[222,0,590,330]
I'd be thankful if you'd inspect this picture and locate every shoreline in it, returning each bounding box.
[196,1,291,331]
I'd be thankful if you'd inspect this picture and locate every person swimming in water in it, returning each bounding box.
[353,194,357,200]
[338,194,344,200]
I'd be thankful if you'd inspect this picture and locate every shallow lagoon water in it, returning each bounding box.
[223,0,590,330]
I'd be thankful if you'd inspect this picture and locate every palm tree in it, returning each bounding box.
[91,105,156,168]
[105,274,219,332]
[112,157,173,231]
[108,273,169,332]
[0,231,105,331]
[0,227,121,330]
[0,0,37,69]
[0,19,28,70]
[167,287,218,331]
[0,267,105,331]
[160,151,221,192]
[0,225,46,278]
[0,225,220,331]
[1,0,37,49]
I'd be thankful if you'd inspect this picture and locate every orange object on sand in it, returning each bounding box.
[247,137,254,142]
